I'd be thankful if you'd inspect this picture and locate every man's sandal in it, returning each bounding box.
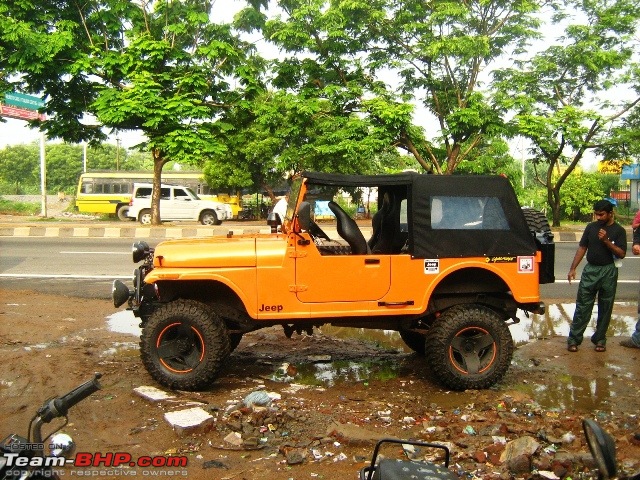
[595,344,606,352]
[568,345,578,352]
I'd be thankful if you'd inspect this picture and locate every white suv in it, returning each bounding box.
[128,183,232,225]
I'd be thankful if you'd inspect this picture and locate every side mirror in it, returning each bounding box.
[297,202,311,231]
[582,419,617,479]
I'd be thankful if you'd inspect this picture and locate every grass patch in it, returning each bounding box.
[0,198,40,216]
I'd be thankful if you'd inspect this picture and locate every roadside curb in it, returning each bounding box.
[0,225,274,239]
[0,224,579,241]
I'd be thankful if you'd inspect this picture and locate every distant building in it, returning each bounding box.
[621,164,640,210]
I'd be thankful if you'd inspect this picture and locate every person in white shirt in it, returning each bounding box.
[272,193,289,222]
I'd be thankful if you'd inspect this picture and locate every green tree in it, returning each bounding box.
[494,0,640,226]
[228,0,414,193]
[0,144,39,193]
[1,0,260,224]
[372,0,543,173]
[561,172,605,221]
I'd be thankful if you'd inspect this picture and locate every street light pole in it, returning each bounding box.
[116,137,121,170]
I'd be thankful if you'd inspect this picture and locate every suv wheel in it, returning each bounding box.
[399,329,426,355]
[117,205,131,221]
[200,210,220,226]
[425,304,513,390]
[138,209,152,225]
[140,300,231,390]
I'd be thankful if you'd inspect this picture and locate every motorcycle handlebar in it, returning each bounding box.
[38,373,102,423]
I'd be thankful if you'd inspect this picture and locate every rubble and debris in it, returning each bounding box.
[164,407,214,436]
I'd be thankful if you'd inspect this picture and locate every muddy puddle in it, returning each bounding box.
[105,304,639,411]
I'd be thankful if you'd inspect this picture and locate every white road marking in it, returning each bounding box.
[59,251,130,255]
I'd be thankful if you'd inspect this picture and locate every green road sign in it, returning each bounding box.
[4,92,44,110]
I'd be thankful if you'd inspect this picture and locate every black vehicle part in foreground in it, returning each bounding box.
[0,374,102,480]
[359,420,639,480]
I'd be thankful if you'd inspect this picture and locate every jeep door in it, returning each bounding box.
[295,247,391,303]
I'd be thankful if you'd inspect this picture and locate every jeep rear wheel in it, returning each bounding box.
[138,209,152,225]
[399,329,426,355]
[425,304,513,391]
[140,299,230,390]
[200,210,220,226]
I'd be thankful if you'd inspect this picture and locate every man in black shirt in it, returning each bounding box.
[567,199,627,352]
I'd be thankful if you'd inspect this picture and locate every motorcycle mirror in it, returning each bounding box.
[583,419,617,479]
[297,202,311,231]
[49,433,76,459]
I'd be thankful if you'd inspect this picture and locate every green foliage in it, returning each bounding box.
[493,0,640,225]
[0,142,151,194]
[0,144,39,193]
[0,198,40,215]
[561,172,606,220]
[2,0,639,217]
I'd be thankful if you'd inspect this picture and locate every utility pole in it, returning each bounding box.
[116,136,121,170]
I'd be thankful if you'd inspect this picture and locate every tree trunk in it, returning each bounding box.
[151,149,168,226]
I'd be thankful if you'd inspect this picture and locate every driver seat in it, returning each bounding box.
[328,201,370,255]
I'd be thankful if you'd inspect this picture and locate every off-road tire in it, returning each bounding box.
[140,299,230,390]
[117,204,132,221]
[425,304,513,391]
[200,210,220,226]
[399,329,426,355]
[522,207,551,234]
[138,209,152,225]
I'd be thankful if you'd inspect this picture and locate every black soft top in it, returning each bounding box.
[302,171,415,187]
[302,171,536,258]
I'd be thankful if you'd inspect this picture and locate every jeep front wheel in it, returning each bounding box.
[140,300,230,390]
[425,304,513,391]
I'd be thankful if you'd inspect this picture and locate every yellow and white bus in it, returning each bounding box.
[75,171,241,220]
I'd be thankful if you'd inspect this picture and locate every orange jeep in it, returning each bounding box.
[112,171,554,391]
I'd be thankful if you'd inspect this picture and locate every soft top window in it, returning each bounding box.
[431,196,509,230]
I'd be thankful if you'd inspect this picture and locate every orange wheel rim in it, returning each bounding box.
[157,322,206,373]
[448,326,496,375]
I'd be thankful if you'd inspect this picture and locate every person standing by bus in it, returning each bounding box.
[567,199,627,352]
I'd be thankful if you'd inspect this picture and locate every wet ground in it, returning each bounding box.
[1,290,639,480]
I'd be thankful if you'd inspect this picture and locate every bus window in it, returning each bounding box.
[81,181,94,194]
